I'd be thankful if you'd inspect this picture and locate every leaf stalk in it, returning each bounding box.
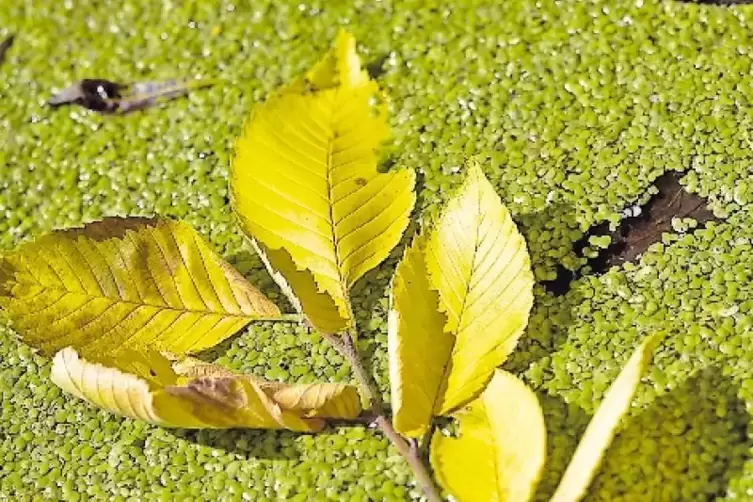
[324,332,443,502]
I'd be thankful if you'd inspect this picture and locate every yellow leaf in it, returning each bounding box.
[170,356,361,419]
[389,162,534,426]
[231,30,415,333]
[430,370,546,502]
[163,377,318,431]
[266,381,361,419]
[251,239,348,334]
[51,347,207,428]
[550,334,662,502]
[52,347,361,431]
[0,217,280,359]
[388,232,453,437]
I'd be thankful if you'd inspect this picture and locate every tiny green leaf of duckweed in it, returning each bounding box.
[388,162,535,436]
[430,370,547,502]
[231,30,416,334]
[52,347,361,431]
[0,217,281,359]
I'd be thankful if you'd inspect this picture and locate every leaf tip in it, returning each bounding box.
[333,29,368,89]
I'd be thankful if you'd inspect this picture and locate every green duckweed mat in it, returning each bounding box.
[3,0,753,500]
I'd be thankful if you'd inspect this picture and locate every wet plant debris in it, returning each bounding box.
[0,34,13,65]
[585,171,717,270]
[545,171,718,295]
[48,78,215,114]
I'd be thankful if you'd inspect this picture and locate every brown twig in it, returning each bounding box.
[323,332,443,502]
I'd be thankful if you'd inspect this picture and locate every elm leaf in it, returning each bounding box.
[430,370,547,502]
[550,333,662,502]
[389,162,535,437]
[170,356,362,419]
[231,30,415,333]
[0,217,280,359]
[52,347,361,431]
[387,232,453,437]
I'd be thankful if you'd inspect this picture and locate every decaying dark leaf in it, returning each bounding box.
[590,171,716,268]
[48,78,215,113]
[0,35,14,65]
[545,171,718,295]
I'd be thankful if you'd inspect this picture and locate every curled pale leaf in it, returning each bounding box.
[550,333,662,502]
[51,348,207,428]
[267,382,361,419]
[52,348,361,431]
[388,162,534,435]
[388,233,453,437]
[231,30,415,333]
[170,356,361,419]
[430,370,546,502]
[0,217,280,359]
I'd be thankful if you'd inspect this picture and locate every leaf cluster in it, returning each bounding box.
[0,31,664,501]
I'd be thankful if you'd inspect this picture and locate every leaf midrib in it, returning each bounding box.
[430,180,486,415]
[324,87,351,318]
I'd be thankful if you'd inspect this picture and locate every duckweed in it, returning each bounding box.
[4,0,753,500]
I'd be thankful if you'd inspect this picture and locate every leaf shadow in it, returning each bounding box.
[533,366,751,500]
[504,202,584,374]
[516,201,583,297]
[167,428,303,461]
[365,53,390,80]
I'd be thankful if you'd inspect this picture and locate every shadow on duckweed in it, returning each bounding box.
[168,428,302,461]
[533,366,750,501]
[503,202,584,374]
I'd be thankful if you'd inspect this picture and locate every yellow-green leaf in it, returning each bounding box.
[388,232,453,437]
[52,347,360,431]
[408,163,534,418]
[231,30,415,333]
[0,217,280,359]
[51,348,208,428]
[550,333,662,502]
[430,370,546,502]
